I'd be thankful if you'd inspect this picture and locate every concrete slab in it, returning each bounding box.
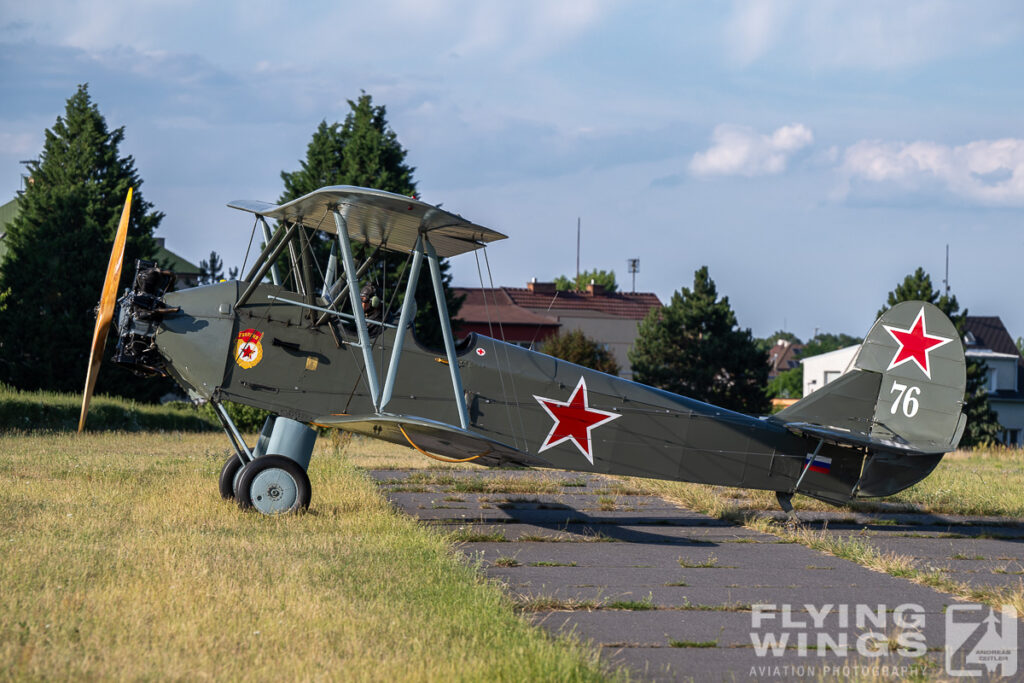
[371,469,1024,681]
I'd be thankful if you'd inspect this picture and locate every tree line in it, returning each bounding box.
[0,85,1003,446]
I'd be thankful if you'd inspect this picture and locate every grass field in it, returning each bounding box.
[3,411,1022,679]
[0,432,611,681]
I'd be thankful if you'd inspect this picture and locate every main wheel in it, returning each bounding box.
[219,453,245,500]
[236,455,312,514]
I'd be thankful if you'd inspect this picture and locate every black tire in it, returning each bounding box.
[236,455,312,514]
[219,453,245,500]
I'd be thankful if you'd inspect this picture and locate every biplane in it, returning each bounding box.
[79,187,967,515]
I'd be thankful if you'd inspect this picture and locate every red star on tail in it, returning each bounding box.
[534,377,621,465]
[883,307,954,379]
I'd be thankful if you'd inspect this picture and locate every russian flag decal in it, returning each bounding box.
[805,453,832,475]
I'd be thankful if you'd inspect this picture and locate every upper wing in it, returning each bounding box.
[228,185,506,258]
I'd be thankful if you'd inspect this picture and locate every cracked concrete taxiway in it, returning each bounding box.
[372,469,1023,681]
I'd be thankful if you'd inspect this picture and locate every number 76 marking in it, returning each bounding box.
[890,381,921,418]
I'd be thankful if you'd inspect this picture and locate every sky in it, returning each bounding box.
[2,1,1023,343]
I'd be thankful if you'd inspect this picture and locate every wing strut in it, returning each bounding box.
[257,217,282,286]
[236,221,299,309]
[333,207,380,407]
[380,235,424,410]
[425,236,470,430]
[791,438,824,495]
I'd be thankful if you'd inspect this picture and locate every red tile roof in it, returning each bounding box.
[454,285,662,333]
[456,288,560,326]
[501,287,662,320]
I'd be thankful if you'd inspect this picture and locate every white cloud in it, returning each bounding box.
[690,123,813,177]
[724,0,795,66]
[840,138,1024,206]
[724,0,1024,69]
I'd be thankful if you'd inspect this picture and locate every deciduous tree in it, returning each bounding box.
[540,329,620,375]
[554,268,618,293]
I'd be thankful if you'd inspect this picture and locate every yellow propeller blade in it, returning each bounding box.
[79,188,133,432]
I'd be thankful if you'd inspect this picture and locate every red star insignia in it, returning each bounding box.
[534,377,621,465]
[883,306,954,379]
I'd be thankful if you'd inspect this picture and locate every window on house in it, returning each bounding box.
[824,370,841,385]
[988,368,998,393]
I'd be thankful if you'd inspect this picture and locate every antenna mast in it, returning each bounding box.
[943,244,950,297]
[576,217,580,290]
[627,258,639,293]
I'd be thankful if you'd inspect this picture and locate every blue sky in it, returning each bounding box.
[2,1,1023,342]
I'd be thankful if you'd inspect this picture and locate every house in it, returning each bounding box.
[799,314,1024,447]
[767,338,804,379]
[800,344,859,396]
[153,237,201,288]
[453,280,662,379]
[963,316,1024,446]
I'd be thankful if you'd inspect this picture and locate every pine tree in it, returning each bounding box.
[879,267,1001,447]
[198,250,224,284]
[540,329,620,375]
[0,85,164,397]
[629,266,769,414]
[278,93,460,348]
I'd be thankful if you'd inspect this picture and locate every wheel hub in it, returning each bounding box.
[249,468,298,514]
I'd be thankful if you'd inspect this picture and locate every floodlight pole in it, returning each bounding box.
[333,208,380,408]
[380,235,425,411]
[425,237,470,430]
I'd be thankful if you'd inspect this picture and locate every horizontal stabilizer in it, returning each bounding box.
[775,369,880,439]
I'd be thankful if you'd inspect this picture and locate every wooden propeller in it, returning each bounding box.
[78,188,133,432]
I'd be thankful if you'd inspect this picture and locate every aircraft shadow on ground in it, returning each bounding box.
[491,502,721,546]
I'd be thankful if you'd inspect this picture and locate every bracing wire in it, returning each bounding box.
[482,247,530,450]
[240,217,259,277]
[474,249,519,451]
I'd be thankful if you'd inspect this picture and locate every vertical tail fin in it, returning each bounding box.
[854,301,966,451]
[775,301,966,453]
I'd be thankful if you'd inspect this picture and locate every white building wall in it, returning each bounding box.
[801,345,860,397]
